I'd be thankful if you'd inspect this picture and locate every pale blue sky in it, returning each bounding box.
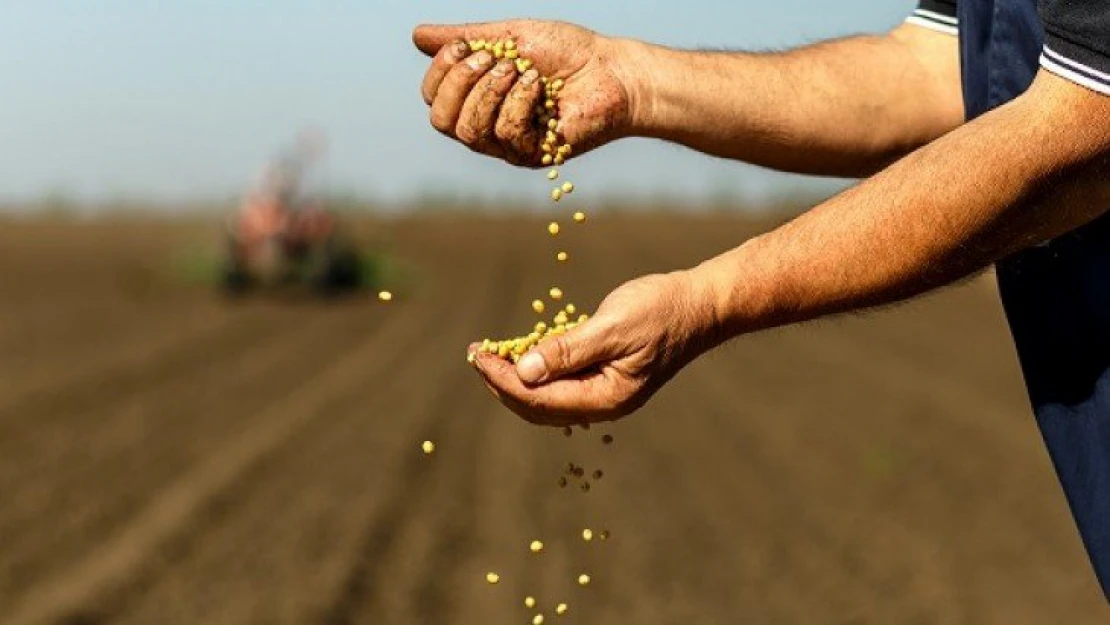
[0,1,916,209]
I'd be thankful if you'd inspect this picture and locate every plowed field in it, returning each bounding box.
[0,214,1105,624]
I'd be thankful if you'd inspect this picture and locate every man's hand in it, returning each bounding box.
[412,20,637,166]
[467,272,714,425]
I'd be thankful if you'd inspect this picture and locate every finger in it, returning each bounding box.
[475,353,629,425]
[413,22,509,57]
[495,69,544,164]
[456,59,518,156]
[515,319,616,385]
[421,40,470,105]
[430,50,496,136]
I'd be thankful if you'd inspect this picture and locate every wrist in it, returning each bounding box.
[606,37,666,138]
[682,235,786,347]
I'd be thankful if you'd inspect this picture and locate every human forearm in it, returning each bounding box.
[685,71,1110,344]
[618,24,962,177]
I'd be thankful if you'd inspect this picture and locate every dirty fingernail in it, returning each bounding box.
[468,50,492,69]
[451,41,469,57]
[521,69,539,85]
[492,59,513,76]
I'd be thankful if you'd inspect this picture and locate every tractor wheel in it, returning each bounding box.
[308,235,363,296]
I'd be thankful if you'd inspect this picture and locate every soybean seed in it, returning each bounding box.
[421,440,435,455]
[486,572,500,584]
[377,290,393,301]
[542,154,554,166]
[532,299,545,314]
[554,154,565,165]
[551,188,562,202]
[593,469,603,480]
[556,251,568,262]
[577,574,591,586]
[530,540,545,553]
[582,528,594,541]
[599,530,610,541]
[532,615,545,625]
[548,222,560,235]
[602,434,614,445]
[565,303,577,315]
[563,426,573,437]
[561,182,574,194]
[573,211,586,223]
[547,169,559,180]
[549,287,563,300]
[556,603,568,616]
[524,596,536,609]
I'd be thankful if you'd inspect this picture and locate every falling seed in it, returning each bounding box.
[580,481,591,492]
[573,211,586,223]
[548,222,560,236]
[556,603,568,616]
[580,423,591,431]
[378,290,393,301]
[525,596,536,609]
[532,615,545,625]
[551,188,562,202]
[561,182,574,194]
[563,426,573,437]
[549,287,563,300]
[556,251,568,262]
[530,540,545,553]
[565,462,576,474]
[599,530,610,541]
[582,528,594,541]
[547,169,559,181]
[592,469,603,480]
[602,434,614,445]
[577,574,591,586]
[486,572,500,584]
[532,299,546,314]
[557,476,568,488]
[421,440,435,455]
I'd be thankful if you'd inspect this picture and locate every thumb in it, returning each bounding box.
[516,322,615,385]
[412,22,505,57]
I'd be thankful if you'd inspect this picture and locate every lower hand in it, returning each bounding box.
[467,271,715,426]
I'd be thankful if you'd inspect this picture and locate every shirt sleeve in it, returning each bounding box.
[905,0,958,36]
[1039,1,1110,96]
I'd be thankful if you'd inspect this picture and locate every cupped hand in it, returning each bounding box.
[412,20,637,166]
[467,271,715,426]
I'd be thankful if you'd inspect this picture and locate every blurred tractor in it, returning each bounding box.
[221,129,365,297]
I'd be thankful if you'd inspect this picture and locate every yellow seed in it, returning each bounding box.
[565,303,576,315]
[506,49,519,60]
[545,99,556,110]
[532,299,545,314]
[549,287,563,300]
[542,154,553,166]
[551,78,565,91]
[556,251,568,262]
[578,314,589,323]
[561,182,574,194]
[551,188,562,202]
[555,603,568,616]
[498,342,511,358]
[520,58,533,71]
[504,39,516,51]
[547,169,559,181]
[541,142,553,154]
[534,321,547,333]
[582,528,594,541]
[548,222,560,235]
[377,290,393,301]
[561,143,573,156]
[530,540,544,553]
[553,311,568,325]
[577,574,591,586]
[524,596,536,608]
[554,154,565,165]
[545,131,558,145]
[547,118,558,131]
[421,440,435,455]
[573,211,586,223]
[487,572,500,584]
[532,615,545,625]
[483,41,494,51]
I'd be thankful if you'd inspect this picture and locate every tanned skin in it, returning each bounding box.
[412,20,1110,426]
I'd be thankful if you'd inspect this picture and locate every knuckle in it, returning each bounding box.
[429,110,453,134]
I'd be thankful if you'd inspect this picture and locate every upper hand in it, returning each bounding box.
[412,20,637,166]
[467,271,714,426]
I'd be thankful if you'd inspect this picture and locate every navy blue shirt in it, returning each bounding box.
[911,0,1110,599]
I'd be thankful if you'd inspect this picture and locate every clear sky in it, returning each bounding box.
[0,1,916,209]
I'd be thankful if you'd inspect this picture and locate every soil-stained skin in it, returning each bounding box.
[0,214,1104,625]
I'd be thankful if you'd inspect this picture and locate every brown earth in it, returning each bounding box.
[0,213,1105,624]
